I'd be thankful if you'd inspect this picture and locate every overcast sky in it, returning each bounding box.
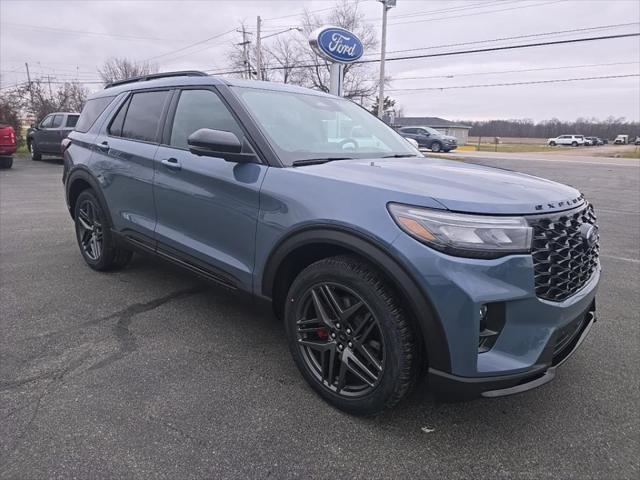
[1,0,639,122]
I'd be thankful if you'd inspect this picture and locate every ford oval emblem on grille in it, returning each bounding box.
[580,223,598,248]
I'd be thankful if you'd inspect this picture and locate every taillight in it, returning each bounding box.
[61,138,72,153]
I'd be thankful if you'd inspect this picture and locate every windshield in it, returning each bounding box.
[234,87,419,166]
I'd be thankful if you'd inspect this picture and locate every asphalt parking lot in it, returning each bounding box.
[1,153,638,479]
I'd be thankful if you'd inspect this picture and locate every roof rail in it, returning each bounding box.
[105,70,209,89]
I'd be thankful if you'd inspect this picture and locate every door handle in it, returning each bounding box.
[96,141,109,152]
[161,157,181,171]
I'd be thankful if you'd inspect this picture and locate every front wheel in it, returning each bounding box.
[430,142,442,152]
[74,190,132,271]
[572,141,578,147]
[284,255,419,416]
[549,141,556,146]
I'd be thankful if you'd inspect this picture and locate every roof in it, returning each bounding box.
[90,70,334,100]
[394,117,472,129]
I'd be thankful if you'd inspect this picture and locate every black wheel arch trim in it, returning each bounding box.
[261,225,452,372]
[65,166,114,227]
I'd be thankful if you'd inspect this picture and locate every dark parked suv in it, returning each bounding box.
[63,71,599,415]
[398,126,457,152]
[27,112,79,160]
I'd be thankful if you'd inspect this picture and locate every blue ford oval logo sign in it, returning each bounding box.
[309,26,364,64]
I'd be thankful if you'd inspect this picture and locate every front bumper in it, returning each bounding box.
[389,232,600,397]
[428,307,596,399]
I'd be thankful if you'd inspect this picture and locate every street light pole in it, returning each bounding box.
[377,0,396,119]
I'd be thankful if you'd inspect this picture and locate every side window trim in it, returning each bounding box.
[161,86,258,158]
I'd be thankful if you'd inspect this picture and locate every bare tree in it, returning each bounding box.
[98,57,157,84]
[295,0,379,102]
[17,79,88,121]
[223,0,379,103]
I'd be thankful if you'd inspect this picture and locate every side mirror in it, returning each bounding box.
[187,128,257,163]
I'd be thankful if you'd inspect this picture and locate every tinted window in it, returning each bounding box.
[51,114,63,128]
[170,89,243,149]
[66,115,79,128]
[108,97,130,137]
[76,96,115,133]
[121,91,169,142]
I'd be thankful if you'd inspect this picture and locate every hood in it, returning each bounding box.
[296,157,584,215]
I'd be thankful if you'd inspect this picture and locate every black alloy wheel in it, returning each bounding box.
[76,197,104,261]
[285,255,419,416]
[73,189,132,271]
[295,282,385,397]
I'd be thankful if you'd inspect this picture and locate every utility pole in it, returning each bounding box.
[256,16,262,81]
[25,62,34,110]
[237,25,252,79]
[377,0,396,119]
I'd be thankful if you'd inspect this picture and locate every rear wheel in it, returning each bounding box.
[284,255,419,416]
[29,140,41,161]
[0,156,12,169]
[571,141,578,147]
[430,142,442,152]
[74,190,132,271]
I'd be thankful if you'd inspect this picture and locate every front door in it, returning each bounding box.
[153,88,267,290]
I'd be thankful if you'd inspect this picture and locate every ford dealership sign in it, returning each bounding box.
[309,26,364,64]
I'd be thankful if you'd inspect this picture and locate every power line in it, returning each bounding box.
[360,22,640,57]
[386,0,566,27]
[142,28,238,62]
[207,32,640,75]
[386,74,639,93]
[383,0,513,21]
[390,61,640,81]
[0,22,169,41]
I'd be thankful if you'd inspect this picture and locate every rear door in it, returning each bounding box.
[153,87,267,289]
[90,89,172,247]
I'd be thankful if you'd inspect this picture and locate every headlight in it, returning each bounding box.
[388,203,532,258]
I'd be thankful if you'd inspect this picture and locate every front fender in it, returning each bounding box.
[260,225,452,372]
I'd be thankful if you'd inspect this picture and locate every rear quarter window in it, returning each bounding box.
[75,96,116,133]
[66,115,79,128]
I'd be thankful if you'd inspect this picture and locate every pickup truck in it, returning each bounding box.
[0,124,17,169]
[27,112,79,160]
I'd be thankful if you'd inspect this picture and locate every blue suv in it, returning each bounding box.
[63,71,599,415]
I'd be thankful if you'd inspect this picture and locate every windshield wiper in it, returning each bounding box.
[381,153,420,158]
[291,157,353,167]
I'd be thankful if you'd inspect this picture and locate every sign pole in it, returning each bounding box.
[329,63,344,96]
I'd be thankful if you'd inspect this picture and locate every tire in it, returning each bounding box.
[571,141,578,147]
[74,189,132,271]
[284,255,419,416]
[549,141,556,146]
[29,140,41,161]
[0,156,13,169]
[430,142,442,152]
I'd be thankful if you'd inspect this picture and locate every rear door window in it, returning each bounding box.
[75,96,115,133]
[121,91,170,143]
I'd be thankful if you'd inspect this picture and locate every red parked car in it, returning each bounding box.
[0,124,17,169]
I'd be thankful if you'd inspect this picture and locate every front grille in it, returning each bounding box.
[529,204,599,301]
